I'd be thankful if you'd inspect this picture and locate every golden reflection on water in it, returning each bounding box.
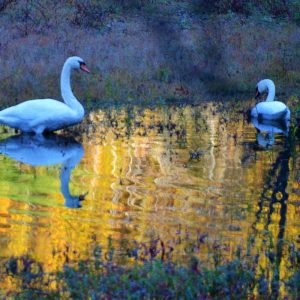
[0,102,299,290]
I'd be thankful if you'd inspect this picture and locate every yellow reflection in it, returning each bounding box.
[0,103,299,296]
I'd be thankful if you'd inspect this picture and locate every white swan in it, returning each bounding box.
[0,56,90,134]
[251,79,290,121]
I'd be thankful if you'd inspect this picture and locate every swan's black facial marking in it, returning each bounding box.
[255,86,261,99]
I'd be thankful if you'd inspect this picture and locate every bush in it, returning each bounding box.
[70,0,159,28]
[70,0,116,28]
[2,0,300,35]
[195,0,300,21]
[0,0,14,12]
[2,248,300,299]
[5,0,72,35]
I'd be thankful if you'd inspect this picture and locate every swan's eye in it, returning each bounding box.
[79,61,86,66]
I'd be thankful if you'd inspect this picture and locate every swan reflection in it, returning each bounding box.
[0,134,84,208]
[251,118,289,149]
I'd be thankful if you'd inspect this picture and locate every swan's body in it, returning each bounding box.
[0,56,89,134]
[0,133,84,208]
[251,79,290,120]
[0,100,83,133]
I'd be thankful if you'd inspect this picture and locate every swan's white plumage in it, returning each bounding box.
[0,56,88,134]
[251,79,290,120]
[251,101,289,120]
[0,99,81,133]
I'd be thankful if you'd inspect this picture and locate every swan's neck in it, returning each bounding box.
[60,147,84,208]
[60,162,72,199]
[60,159,80,208]
[265,81,275,102]
[60,64,84,118]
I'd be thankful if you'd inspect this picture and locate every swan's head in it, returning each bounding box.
[255,79,275,99]
[66,56,90,73]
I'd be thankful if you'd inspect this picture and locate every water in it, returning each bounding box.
[0,101,299,279]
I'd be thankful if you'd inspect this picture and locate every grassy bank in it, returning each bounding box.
[0,1,300,108]
[1,236,300,299]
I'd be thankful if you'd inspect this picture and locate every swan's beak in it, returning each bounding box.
[255,87,260,99]
[80,64,90,73]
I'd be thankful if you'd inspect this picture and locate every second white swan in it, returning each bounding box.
[0,56,90,134]
[251,79,290,121]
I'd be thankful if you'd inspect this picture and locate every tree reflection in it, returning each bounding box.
[251,120,295,298]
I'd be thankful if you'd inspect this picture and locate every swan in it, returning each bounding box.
[0,133,85,208]
[0,56,90,134]
[251,79,290,121]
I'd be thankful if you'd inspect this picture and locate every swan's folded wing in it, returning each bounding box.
[0,99,77,130]
[260,101,286,112]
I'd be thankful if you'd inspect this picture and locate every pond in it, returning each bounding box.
[0,100,299,289]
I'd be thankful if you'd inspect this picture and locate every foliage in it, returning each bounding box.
[2,0,158,32]
[0,1,299,104]
[0,0,14,12]
[1,237,300,299]
[195,0,300,21]
[70,0,116,28]
[57,257,257,299]
[3,0,300,33]
[4,0,73,35]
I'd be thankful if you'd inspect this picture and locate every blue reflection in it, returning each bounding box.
[251,118,289,149]
[0,134,84,208]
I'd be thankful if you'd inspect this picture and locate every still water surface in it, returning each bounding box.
[0,101,299,279]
